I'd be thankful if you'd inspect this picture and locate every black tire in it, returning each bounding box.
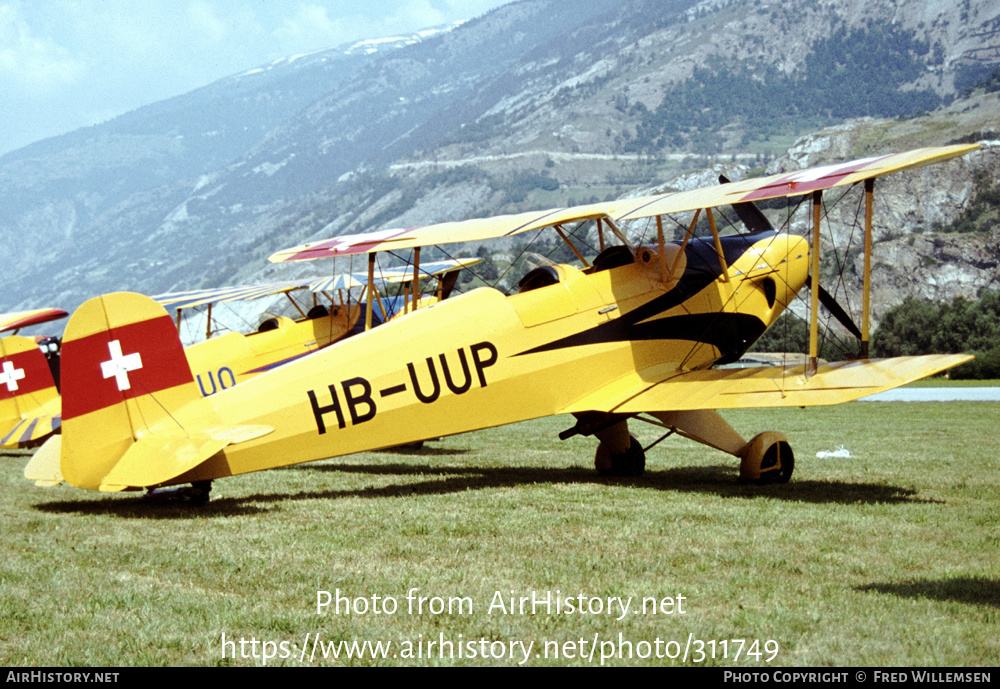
[594,434,646,477]
[188,481,213,506]
[756,441,794,484]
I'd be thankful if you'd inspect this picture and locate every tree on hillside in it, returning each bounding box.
[872,291,1000,379]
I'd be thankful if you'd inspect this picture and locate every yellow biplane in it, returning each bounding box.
[29,145,977,501]
[1,308,67,448]
[154,280,359,397]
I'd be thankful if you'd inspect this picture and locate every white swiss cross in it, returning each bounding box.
[1,360,26,392]
[101,340,143,391]
[785,156,882,183]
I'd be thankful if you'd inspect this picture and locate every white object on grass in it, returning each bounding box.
[816,445,851,459]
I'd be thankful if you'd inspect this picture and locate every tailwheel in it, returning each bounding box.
[739,432,794,484]
[395,441,424,452]
[595,433,646,477]
[143,480,213,506]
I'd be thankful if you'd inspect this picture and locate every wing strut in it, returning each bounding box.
[365,254,375,330]
[808,190,822,375]
[656,215,667,283]
[285,292,306,318]
[602,218,633,250]
[706,208,730,283]
[861,178,874,357]
[669,209,701,281]
[553,224,591,268]
[411,247,421,312]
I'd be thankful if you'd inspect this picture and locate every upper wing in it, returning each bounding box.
[607,144,979,221]
[562,354,974,414]
[308,257,483,291]
[268,144,978,261]
[153,281,307,310]
[268,208,612,263]
[0,308,69,334]
[153,258,484,308]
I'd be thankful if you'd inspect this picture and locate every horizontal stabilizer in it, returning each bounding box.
[202,425,274,444]
[99,424,274,491]
[24,435,63,487]
[1,414,61,448]
[100,432,230,491]
[563,354,975,414]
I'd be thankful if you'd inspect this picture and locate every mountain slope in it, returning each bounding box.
[3,0,999,321]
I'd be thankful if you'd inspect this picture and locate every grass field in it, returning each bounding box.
[2,402,997,666]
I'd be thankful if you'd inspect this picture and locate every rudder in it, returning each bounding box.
[59,292,204,490]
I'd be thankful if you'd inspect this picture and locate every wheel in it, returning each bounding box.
[594,433,646,477]
[739,432,794,484]
[188,480,213,506]
[390,441,424,452]
[142,480,212,506]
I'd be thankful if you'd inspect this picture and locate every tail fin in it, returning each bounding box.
[59,292,209,490]
[58,292,272,492]
[0,335,61,448]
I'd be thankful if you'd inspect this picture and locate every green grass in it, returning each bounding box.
[2,402,998,666]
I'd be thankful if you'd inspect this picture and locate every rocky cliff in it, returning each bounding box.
[2,0,998,327]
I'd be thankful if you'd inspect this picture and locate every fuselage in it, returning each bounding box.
[166,230,810,486]
[183,304,359,396]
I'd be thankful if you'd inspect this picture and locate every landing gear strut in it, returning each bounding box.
[572,410,795,484]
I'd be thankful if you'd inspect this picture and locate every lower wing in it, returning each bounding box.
[563,354,974,414]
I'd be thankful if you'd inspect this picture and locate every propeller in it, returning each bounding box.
[718,175,864,344]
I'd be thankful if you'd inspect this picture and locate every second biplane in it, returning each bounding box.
[1,308,67,449]
[34,145,977,499]
[152,258,479,396]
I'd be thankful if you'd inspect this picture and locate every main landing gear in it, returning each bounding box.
[739,432,794,484]
[570,415,646,478]
[567,410,795,484]
[594,433,646,477]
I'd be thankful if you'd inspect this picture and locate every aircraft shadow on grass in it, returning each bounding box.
[33,453,938,518]
[858,577,1000,609]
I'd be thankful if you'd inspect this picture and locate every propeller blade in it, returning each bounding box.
[719,174,775,234]
[812,279,864,341]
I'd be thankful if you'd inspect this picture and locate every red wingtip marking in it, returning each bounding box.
[740,155,890,202]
